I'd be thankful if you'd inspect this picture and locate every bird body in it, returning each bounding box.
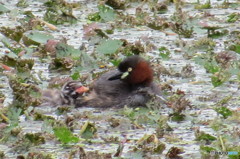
[74,55,161,108]
[41,81,89,106]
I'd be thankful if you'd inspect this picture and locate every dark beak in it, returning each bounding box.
[108,72,123,80]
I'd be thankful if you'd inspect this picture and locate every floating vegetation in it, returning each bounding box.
[195,130,217,142]
[120,40,145,55]
[96,39,123,55]
[0,56,35,80]
[16,0,28,8]
[229,43,240,54]
[193,48,240,87]
[88,5,117,22]
[193,37,216,51]
[211,71,231,87]
[79,121,97,140]
[43,0,78,25]
[87,12,101,22]
[150,2,168,14]
[159,46,171,60]
[20,152,54,159]
[134,134,166,154]
[166,147,184,159]
[227,12,240,23]
[53,126,79,144]
[105,0,126,10]
[0,4,10,14]
[0,0,240,158]
[22,31,54,46]
[0,26,26,42]
[195,0,212,9]
[167,89,191,121]
[181,64,196,78]
[170,8,194,38]
[24,133,45,145]
[214,106,233,119]
[8,75,42,109]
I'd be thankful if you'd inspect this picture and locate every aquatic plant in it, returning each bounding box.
[53,126,79,144]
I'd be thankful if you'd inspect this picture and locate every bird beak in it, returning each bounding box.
[75,86,89,94]
[108,72,123,80]
[121,72,130,79]
[108,67,132,81]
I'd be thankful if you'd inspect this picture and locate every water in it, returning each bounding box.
[0,0,240,158]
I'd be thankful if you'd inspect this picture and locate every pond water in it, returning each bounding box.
[0,0,240,159]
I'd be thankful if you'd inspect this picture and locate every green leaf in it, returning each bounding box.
[121,107,157,124]
[215,107,232,119]
[17,0,29,8]
[72,51,97,72]
[87,12,101,21]
[56,43,81,58]
[211,71,231,87]
[204,62,220,74]
[194,55,206,66]
[208,29,229,39]
[0,4,10,14]
[7,107,22,125]
[110,59,122,66]
[98,5,116,22]
[234,45,240,53]
[6,52,18,59]
[124,151,144,159]
[23,31,54,46]
[24,133,45,145]
[229,65,240,76]
[200,146,216,153]
[53,126,79,144]
[159,46,171,60]
[43,3,78,25]
[79,121,97,139]
[196,132,217,142]
[96,39,123,55]
[1,37,23,54]
[211,75,225,87]
[27,31,54,44]
[195,0,211,9]
[170,113,185,122]
[71,72,81,80]
[0,26,25,42]
[121,107,136,121]
[227,13,239,23]
[1,37,11,48]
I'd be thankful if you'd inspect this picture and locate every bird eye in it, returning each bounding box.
[127,67,132,72]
